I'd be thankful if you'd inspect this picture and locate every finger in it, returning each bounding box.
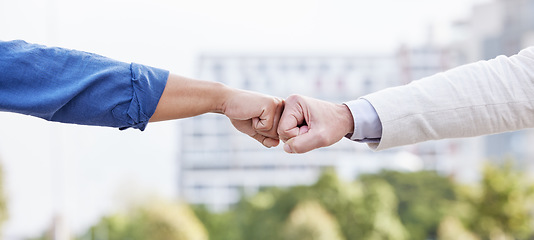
[299,125,309,135]
[257,98,284,139]
[263,137,280,148]
[277,98,305,142]
[251,133,280,148]
[233,119,280,147]
[254,97,283,132]
[231,119,256,136]
[279,124,308,143]
[283,129,328,154]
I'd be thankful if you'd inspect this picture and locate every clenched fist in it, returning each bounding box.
[277,95,354,153]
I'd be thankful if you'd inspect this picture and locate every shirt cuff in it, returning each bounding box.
[118,63,169,131]
[343,98,382,143]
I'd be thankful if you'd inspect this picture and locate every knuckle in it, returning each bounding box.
[257,124,272,132]
[315,130,332,147]
[272,96,283,105]
[277,128,285,137]
[279,128,296,140]
[258,129,278,139]
[286,94,302,103]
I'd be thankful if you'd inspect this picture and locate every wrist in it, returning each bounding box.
[210,82,235,114]
[338,103,355,135]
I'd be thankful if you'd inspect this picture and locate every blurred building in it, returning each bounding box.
[397,44,453,85]
[451,0,534,168]
[455,0,534,62]
[178,49,463,210]
[177,0,534,211]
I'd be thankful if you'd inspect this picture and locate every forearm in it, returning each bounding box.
[150,74,284,148]
[150,74,231,122]
[363,47,534,150]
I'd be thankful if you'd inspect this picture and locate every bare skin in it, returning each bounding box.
[277,94,354,153]
[150,74,284,148]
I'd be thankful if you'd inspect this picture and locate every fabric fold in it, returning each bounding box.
[120,63,169,130]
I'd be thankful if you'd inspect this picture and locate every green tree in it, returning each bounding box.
[195,187,291,240]
[193,205,242,240]
[360,170,456,240]
[282,200,345,240]
[78,199,208,240]
[437,216,479,240]
[234,187,292,240]
[309,169,408,240]
[0,161,8,239]
[195,169,407,240]
[361,179,409,240]
[230,169,408,240]
[466,161,534,239]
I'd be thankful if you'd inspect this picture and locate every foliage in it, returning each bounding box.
[76,199,208,240]
[0,161,7,240]
[360,179,408,240]
[360,170,457,240]
[193,205,242,240]
[195,169,408,240]
[437,216,479,240]
[311,170,408,240]
[281,200,345,240]
[447,160,534,240]
[28,158,534,240]
[196,162,534,240]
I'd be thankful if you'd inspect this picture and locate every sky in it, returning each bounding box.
[0,0,489,238]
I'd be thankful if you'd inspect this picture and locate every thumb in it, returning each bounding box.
[298,125,309,135]
[283,128,325,154]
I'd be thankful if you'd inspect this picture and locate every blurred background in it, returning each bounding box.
[2,0,534,239]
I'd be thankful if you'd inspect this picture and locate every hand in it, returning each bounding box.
[221,89,284,148]
[277,94,354,153]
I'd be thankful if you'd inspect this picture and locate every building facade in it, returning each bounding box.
[178,51,461,210]
[452,0,534,167]
[177,0,534,210]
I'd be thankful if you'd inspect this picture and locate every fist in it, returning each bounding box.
[277,95,354,153]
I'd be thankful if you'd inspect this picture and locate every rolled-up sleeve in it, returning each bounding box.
[0,40,169,130]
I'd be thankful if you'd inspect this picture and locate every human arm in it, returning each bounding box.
[150,74,283,147]
[279,46,534,153]
[362,46,534,150]
[0,40,283,147]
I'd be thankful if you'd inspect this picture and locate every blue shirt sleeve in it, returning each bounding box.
[0,40,169,130]
[343,98,383,143]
